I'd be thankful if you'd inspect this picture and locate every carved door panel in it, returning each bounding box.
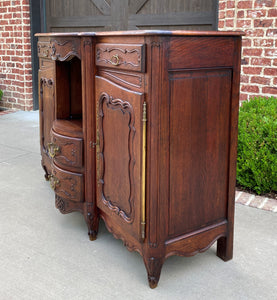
[95,76,144,241]
[38,61,56,157]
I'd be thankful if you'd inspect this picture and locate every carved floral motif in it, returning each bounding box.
[38,40,80,61]
[40,77,54,88]
[53,141,79,166]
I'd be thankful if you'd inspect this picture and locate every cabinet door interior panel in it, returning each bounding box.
[38,64,55,155]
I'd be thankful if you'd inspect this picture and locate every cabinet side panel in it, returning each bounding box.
[168,69,232,237]
[168,37,235,69]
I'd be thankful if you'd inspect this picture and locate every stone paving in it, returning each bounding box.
[0,110,276,299]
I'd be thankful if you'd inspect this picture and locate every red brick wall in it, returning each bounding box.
[0,0,33,111]
[218,0,277,102]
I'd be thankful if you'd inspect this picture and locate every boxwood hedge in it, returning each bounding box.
[237,96,277,195]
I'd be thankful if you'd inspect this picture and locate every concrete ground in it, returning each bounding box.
[0,111,276,300]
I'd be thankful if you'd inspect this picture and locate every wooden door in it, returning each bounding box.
[38,60,56,159]
[45,0,217,32]
[95,76,145,241]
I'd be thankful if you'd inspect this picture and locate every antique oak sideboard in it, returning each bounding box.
[36,30,243,288]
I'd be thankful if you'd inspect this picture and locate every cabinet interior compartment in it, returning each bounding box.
[55,57,82,124]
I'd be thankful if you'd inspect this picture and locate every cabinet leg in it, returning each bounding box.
[217,235,233,261]
[84,203,99,241]
[143,256,164,289]
[85,212,99,241]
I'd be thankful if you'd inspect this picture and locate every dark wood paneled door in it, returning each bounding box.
[45,0,218,32]
[95,76,145,241]
[38,61,55,157]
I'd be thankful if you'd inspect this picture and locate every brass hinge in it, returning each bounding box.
[91,131,100,148]
[141,101,147,241]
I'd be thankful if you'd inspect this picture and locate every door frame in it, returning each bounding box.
[29,0,46,110]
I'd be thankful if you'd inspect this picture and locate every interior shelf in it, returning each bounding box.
[53,119,83,138]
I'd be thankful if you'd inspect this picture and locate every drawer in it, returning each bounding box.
[96,43,145,72]
[49,130,83,171]
[50,164,84,202]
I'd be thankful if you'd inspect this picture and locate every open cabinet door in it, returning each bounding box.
[95,76,145,243]
[38,61,56,177]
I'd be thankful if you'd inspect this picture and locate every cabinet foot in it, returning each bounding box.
[217,236,233,261]
[148,277,158,289]
[144,256,164,289]
[88,231,98,241]
[86,213,99,241]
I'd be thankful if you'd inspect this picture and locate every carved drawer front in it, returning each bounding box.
[51,164,84,202]
[96,43,145,72]
[38,38,81,61]
[49,130,83,171]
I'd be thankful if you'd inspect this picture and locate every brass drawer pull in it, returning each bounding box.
[48,142,60,158]
[111,54,120,66]
[49,174,60,190]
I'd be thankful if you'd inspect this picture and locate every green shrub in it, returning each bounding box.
[0,89,3,101]
[237,96,277,194]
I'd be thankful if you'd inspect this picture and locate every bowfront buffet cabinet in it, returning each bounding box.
[36,30,243,288]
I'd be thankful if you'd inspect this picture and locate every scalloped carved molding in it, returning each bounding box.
[98,92,136,224]
[101,215,142,255]
[38,40,81,61]
[165,233,226,259]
